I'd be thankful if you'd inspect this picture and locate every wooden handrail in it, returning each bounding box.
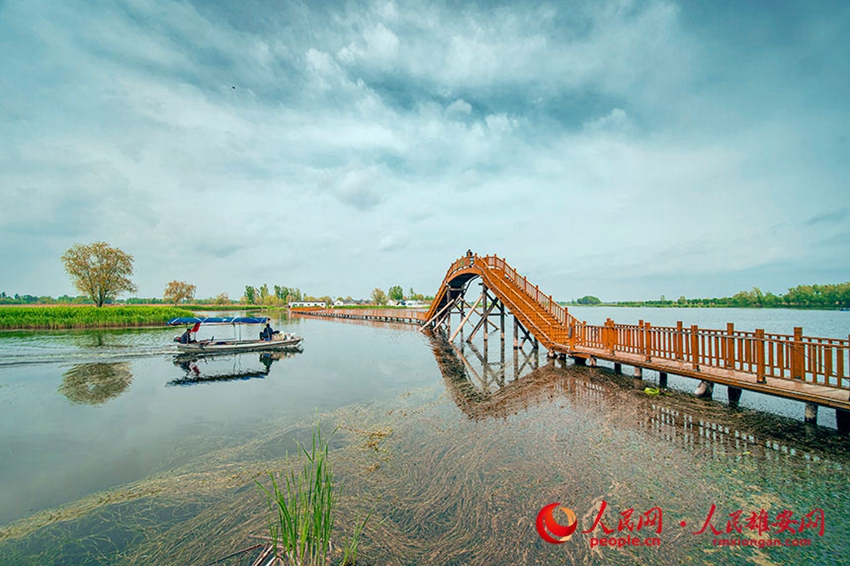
[424,253,850,393]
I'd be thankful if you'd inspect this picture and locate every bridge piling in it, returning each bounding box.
[694,381,714,398]
[804,403,818,424]
[837,410,850,432]
[727,386,742,406]
[659,372,668,388]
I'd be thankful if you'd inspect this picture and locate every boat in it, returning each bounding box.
[166,316,304,354]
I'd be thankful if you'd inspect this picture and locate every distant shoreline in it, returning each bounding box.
[563,303,849,311]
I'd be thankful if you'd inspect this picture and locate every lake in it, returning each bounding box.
[0,307,848,564]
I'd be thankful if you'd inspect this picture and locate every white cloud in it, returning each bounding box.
[0,0,847,302]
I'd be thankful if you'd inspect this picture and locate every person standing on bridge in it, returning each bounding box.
[467,249,474,265]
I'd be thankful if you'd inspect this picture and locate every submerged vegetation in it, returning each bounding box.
[0,305,194,330]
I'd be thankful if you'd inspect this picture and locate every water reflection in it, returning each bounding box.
[58,362,133,405]
[431,333,850,465]
[168,350,300,386]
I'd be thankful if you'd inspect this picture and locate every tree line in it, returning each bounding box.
[569,283,850,309]
[3,241,434,308]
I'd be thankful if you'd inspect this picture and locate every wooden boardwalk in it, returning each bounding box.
[294,254,850,427]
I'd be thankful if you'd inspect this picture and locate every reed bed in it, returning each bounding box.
[0,305,194,329]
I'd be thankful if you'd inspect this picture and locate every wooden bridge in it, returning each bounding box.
[293,253,850,429]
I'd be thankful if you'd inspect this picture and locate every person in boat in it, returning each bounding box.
[261,322,273,341]
[177,327,195,344]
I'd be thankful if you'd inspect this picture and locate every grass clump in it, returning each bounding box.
[257,425,368,565]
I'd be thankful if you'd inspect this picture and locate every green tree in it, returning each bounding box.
[259,284,270,303]
[576,295,601,305]
[244,285,257,304]
[61,242,138,307]
[388,285,404,302]
[163,280,196,305]
[371,288,388,305]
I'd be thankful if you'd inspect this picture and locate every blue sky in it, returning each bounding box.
[1,0,848,302]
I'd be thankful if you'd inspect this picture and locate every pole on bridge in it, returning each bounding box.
[791,327,803,380]
[513,316,518,349]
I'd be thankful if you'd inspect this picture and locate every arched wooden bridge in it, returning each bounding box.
[293,253,850,428]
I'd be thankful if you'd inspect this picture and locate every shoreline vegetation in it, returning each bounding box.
[0,306,195,330]
[567,282,850,310]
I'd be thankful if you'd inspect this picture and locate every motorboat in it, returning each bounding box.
[166,316,303,355]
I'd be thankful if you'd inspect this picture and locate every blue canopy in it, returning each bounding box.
[166,316,269,326]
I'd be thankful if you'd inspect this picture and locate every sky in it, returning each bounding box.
[1,0,848,302]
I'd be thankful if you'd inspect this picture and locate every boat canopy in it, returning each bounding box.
[166,316,270,326]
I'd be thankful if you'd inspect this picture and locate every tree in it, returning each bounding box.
[244,285,257,304]
[371,288,388,305]
[387,285,404,302]
[61,242,138,307]
[576,295,601,305]
[163,280,196,305]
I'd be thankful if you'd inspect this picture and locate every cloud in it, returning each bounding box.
[378,232,409,252]
[1,0,848,302]
[805,208,849,226]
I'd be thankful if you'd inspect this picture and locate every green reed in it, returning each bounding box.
[0,306,194,329]
[258,425,336,566]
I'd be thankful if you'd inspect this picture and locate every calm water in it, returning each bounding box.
[0,308,848,564]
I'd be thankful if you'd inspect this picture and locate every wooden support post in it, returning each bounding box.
[659,372,668,388]
[513,316,519,349]
[792,327,803,380]
[691,325,700,371]
[482,286,489,344]
[614,362,622,374]
[727,386,742,406]
[450,293,483,342]
[500,302,505,342]
[588,357,597,367]
[755,328,766,384]
[634,366,643,379]
[644,322,651,362]
[836,409,850,433]
[638,320,644,357]
[676,321,684,360]
[725,323,734,368]
[804,403,818,424]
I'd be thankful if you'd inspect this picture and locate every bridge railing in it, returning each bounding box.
[572,319,850,391]
[482,255,576,327]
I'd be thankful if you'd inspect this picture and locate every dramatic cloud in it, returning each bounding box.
[1,0,848,301]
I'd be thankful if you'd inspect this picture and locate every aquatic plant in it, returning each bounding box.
[258,425,337,565]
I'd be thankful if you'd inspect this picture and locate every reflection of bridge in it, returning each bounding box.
[432,334,847,463]
[294,253,850,429]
